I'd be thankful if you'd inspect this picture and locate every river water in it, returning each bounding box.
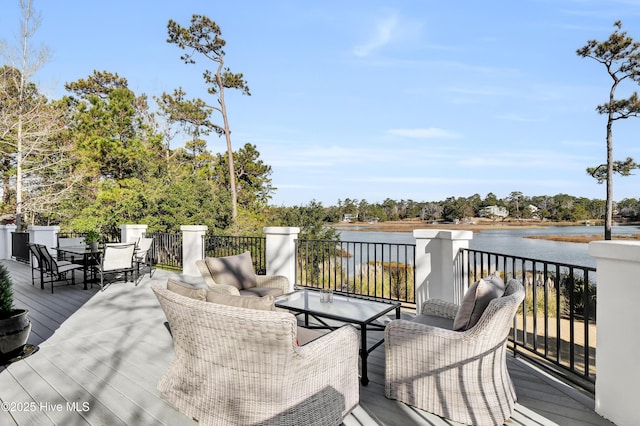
[334,225,640,268]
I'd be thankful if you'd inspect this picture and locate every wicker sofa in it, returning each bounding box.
[195,252,289,297]
[151,281,360,426]
[384,278,524,426]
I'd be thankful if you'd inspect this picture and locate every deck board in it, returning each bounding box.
[9,262,99,346]
[0,259,616,426]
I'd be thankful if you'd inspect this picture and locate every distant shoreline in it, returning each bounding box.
[524,234,640,243]
[330,219,640,243]
[330,219,587,233]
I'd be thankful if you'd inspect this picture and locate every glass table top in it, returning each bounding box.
[275,289,400,324]
[56,245,102,255]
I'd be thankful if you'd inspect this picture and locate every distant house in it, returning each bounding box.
[342,214,357,223]
[480,205,509,218]
[526,204,540,219]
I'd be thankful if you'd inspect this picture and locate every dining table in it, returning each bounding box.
[56,244,102,290]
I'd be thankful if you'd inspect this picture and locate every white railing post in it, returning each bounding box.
[28,225,61,251]
[181,225,208,277]
[263,226,300,293]
[0,224,17,260]
[589,240,640,426]
[413,229,473,313]
[120,224,148,243]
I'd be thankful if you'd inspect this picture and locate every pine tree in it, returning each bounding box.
[0,263,14,317]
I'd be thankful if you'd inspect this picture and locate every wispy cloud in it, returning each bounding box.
[351,10,423,58]
[275,183,319,189]
[560,139,601,148]
[261,139,459,171]
[455,151,591,170]
[353,12,399,57]
[349,176,489,184]
[387,128,461,139]
[345,175,584,190]
[267,144,395,168]
[494,113,546,122]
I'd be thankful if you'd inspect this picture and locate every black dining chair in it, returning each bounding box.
[35,244,84,293]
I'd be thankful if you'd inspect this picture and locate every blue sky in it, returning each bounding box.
[2,0,640,207]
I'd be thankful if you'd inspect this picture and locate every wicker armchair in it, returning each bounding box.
[196,258,290,296]
[151,282,360,426]
[384,279,525,426]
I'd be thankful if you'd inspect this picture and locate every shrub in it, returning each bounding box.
[561,275,596,321]
[0,263,14,317]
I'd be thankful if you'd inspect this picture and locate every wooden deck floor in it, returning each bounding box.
[0,260,616,425]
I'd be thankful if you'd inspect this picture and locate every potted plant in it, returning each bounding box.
[0,263,31,362]
[86,230,100,251]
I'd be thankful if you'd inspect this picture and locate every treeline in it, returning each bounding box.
[0,68,277,236]
[312,192,640,224]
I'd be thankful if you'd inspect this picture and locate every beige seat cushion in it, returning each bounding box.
[296,327,325,345]
[206,291,275,311]
[167,279,207,301]
[205,251,258,290]
[239,287,284,298]
[411,314,454,330]
[453,275,505,331]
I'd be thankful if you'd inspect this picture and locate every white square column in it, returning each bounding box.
[589,240,640,426]
[181,225,208,277]
[0,225,17,260]
[120,224,148,244]
[413,229,473,312]
[264,226,300,292]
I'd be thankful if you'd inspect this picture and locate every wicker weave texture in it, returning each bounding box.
[384,279,525,426]
[195,259,290,295]
[420,298,459,319]
[151,282,359,426]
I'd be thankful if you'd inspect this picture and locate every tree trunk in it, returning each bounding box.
[605,111,614,241]
[217,75,238,224]
[15,1,30,231]
[16,116,23,232]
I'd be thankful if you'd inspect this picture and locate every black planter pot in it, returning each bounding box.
[0,309,31,359]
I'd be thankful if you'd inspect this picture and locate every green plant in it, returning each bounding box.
[0,263,14,317]
[560,275,597,321]
[85,230,100,243]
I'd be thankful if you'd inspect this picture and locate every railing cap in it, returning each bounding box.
[120,224,148,230]
[413,229,473,240]
[28,225,61,231]
[589,240,640,263]
[263,226,300,235]
[180,225,208,232]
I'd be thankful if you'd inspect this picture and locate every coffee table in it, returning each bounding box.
[275,289,401,386]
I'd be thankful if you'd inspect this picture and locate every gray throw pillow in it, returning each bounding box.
[453,275,505,331]
[205,251,258,290]
[484,273,506,293]
[167,278,207,301]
